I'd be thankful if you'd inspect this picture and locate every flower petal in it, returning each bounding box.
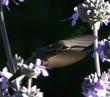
[36,59,41,66]
[2,67,12,79]
[2,0,9,6]
[71,12,79,26]
[41,69,49,76]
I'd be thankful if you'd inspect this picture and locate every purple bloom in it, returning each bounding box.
[102,18,110,26]
[71,0,110,28]
[0,73,9,95]
[71,7,79,26]
[84,90,97,97]
[1,78,9,91]
[22,59,49,78]
[96,40,106,59]
[1,0,9,6]
[96,39,110,62]
[82,72,109,97]
[34,59,49,77]
[95,82,104,89]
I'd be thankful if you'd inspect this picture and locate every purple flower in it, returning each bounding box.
[71,7,79,26]
[22,59,49,78]
[1,78,9,91]
[95,39,110,62]
[34,59,49,77]
[1,0,9,6]
[102,18,110,26]
[96,40,106,59]
[0,73,9,94]
[82,72,110,97]
[84,90,97,97]
[71,0,110,28]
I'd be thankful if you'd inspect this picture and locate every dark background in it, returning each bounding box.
[0,0,110,97]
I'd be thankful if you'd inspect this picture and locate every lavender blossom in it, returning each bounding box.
[71,7,79,26]
[34,59,49,77]
[0,73,9,96]
[82,72,110,97]
[21,85,43,97]
[96,39,110,62]
[21,59,49,78]
[71,0,110,29]
[1,67,24,91]
[1,0,9,6]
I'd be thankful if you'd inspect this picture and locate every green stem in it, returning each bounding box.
[0,2,15,73]
[93,24,101,76]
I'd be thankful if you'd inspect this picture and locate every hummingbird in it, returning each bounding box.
[25,35,94,67]
[9,35,94,81]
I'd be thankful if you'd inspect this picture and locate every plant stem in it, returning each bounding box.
[93,24,101,76]
[28,76,32,95]
[0,2,15,73]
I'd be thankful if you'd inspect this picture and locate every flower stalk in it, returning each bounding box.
[0,1,15,73]
[93,23,101,76]
[28,76,32,96]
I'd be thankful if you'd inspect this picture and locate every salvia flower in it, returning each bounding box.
[1,0,9,6]
[96,38,110,62]
[71,8,79,26]
[0,72,9,96]
[1,67,12,79]
[71,0,110,29]
[1,67,24,91]
[21,85,43,97]
[82,72,110,97]
[21,59,49,78]
[34,59,49,77]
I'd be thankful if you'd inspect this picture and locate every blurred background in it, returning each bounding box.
[0,0,110,97]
